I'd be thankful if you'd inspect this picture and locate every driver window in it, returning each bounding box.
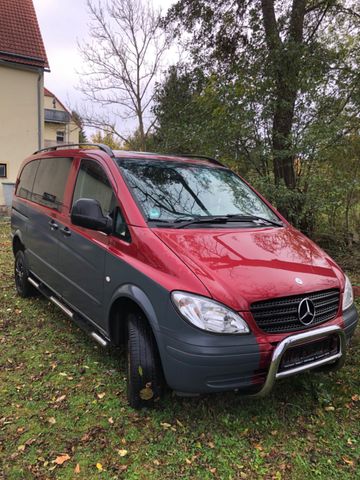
[72,159,131,242]
[73,159,115,216]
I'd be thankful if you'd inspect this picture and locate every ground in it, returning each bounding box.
[0,220,359,480]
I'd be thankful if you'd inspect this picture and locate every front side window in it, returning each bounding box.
[117,159,279,224]
[72,159,115,216]
[31,157,72,210]
[72,159,130,241]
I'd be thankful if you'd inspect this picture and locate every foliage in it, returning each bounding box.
[91,131,123,149]
[71,111,87,143]
[1,222,360,478]
[149,0,360,234]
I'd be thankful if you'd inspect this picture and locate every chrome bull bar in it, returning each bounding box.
[252,325,346,397]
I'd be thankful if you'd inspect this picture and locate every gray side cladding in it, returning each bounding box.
[103,249,261,394]
[343,304,359,340]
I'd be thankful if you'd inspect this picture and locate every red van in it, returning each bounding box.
[11,144,358,408]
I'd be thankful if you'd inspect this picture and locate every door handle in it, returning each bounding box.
[48,220,59,231]
[60,226,71,237]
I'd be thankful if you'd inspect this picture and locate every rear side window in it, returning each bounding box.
[17,160,40,200]
[72,159,115,216]
[32,157,72,210]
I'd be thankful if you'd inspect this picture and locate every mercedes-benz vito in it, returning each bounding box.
[11,144,358,408]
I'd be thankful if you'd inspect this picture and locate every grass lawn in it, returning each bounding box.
[0,220,359,480]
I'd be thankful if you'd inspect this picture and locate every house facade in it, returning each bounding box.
[0,0,49,206]
[44,88,80,148]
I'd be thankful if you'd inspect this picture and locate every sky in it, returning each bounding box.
[32,0,177,136]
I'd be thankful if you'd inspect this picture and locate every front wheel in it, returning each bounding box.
[14,250,36,298]
[126,312,164,409]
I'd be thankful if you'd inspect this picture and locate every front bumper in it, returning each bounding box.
[158,304,358,396]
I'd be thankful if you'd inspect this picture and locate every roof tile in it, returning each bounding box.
[0,0,49,69]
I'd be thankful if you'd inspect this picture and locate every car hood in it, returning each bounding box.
[153,226,343,311]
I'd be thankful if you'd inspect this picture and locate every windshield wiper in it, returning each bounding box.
[175,214,283,229]
[226,214,283,227]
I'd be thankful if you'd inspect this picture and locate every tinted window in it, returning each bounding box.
[17,160,39,200]
[72,159,115,216]
[32,157,72,210]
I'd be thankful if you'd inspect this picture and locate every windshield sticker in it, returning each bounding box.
[149,207,161,219]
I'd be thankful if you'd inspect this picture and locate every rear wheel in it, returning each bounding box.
[14,250,36,298]
[126,311,163,409]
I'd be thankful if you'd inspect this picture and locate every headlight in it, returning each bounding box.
[342,275,354,312]
[171,291,249,334]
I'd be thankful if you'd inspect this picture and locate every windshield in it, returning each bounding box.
[117,159,279,224]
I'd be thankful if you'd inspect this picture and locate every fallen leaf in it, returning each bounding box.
[74,463,81,474]
[140,386,153,400]
[160,422,171,429]
[351,394,359,402]
[55,395,66,403]
[18,445,26,452]
[96,463,103,471]
[48,417,56,425]
[342,456,354,466]
[97,392,106,399]
[108,417,114,424]
[185,458,192,465]
[54,453,70,465]
[118,449,128,457]
[324,406,335,412]
[153,459,160,466]
[208,442,215,449]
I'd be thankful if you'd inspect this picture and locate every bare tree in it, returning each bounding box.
[79,0,169,150]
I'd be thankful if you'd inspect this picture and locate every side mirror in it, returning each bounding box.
[71,198,113,234]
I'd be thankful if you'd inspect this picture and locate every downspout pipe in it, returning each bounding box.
[37,70,42,149]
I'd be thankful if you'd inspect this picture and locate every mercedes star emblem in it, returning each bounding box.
[298,298,316,325]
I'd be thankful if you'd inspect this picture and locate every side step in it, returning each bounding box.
[50,296,73,318]
[90,332,108,347]
[28,275,109,348]
[28,277,40,289]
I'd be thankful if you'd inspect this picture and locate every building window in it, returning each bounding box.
[0,164,7,178]
[56,131,65,143]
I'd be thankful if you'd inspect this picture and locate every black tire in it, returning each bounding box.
[14,250,36,298]
[126,311,164,409]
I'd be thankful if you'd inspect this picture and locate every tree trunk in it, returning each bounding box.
[272,80,297,189]
[261,0,306,189]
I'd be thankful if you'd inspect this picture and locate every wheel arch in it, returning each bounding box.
[12,231,25,256]
[107,284,160,347]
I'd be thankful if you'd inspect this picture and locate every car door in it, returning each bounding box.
[24,156,73,293]
[57,157,117,326]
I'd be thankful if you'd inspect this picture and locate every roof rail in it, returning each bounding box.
[176,153,225,167]
[123,151,226,167]
[33,143,115,158]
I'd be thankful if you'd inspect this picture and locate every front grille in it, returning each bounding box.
[250,289,340,334]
